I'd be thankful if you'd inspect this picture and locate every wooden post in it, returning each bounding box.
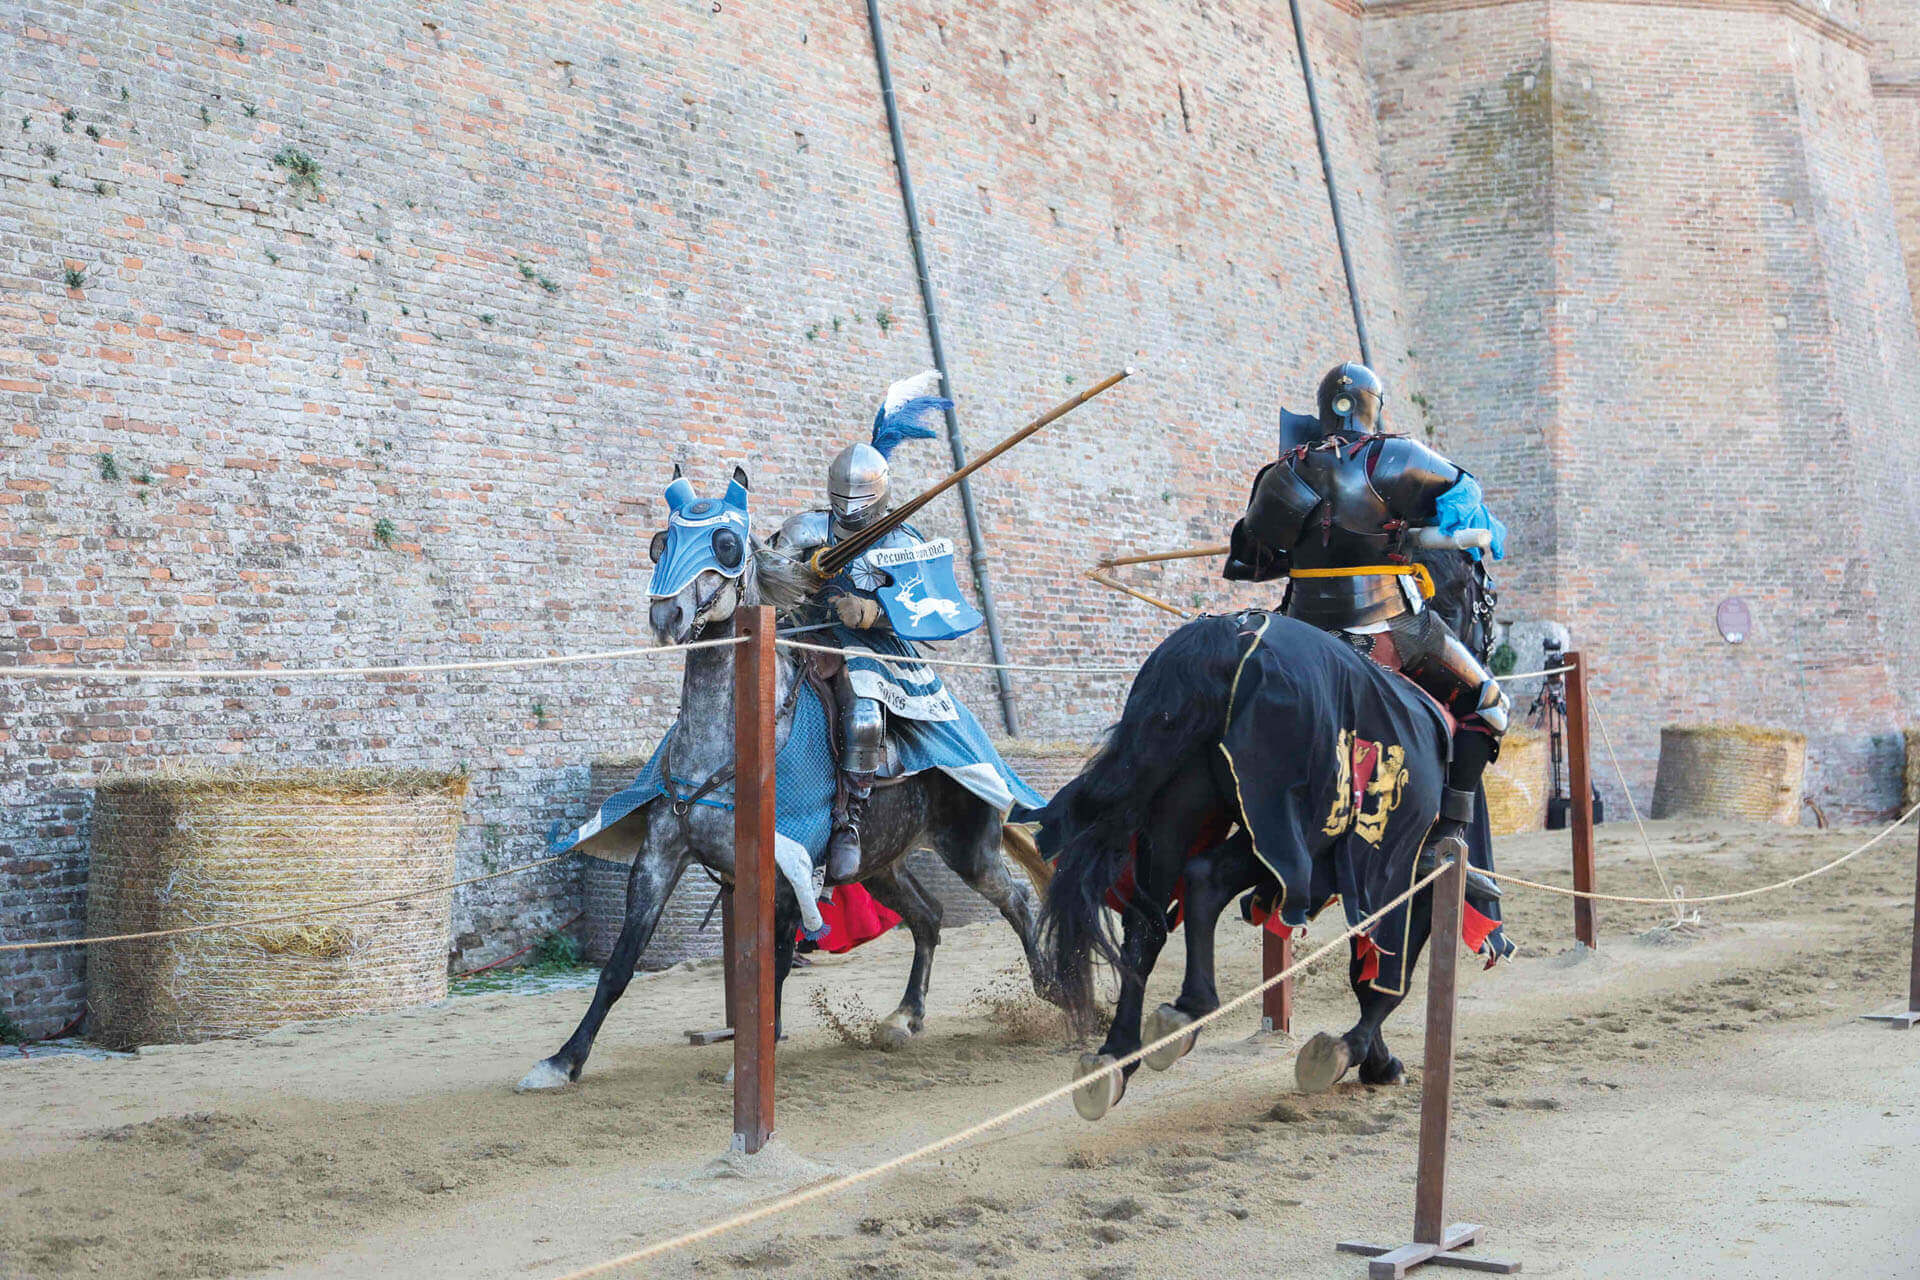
[1337,853,1518,1276]
[1563,648,1598,949]
[1411,854,1465,1246]
[1863,825,1920,1029]
[732,605,778,1154]
[1262,928,1294,1034]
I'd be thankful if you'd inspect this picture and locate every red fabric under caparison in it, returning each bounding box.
[805,883,902,954]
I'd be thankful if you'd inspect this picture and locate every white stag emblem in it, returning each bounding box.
[893,573,964,626]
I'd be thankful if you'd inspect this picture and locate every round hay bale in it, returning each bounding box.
[86,767,467,1049]
[580,757,724,969]
[1483,729,1547,836]
[1650,725,1806,825]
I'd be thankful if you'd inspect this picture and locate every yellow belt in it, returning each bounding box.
[1288,564,1436,600]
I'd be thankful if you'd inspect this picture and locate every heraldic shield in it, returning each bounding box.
[861,537,985,642]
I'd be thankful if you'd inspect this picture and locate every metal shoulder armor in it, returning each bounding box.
[771,509,832,555]
[1368,438,1462,522]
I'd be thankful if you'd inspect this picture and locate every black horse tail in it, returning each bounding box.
[1040,614,1246,1026]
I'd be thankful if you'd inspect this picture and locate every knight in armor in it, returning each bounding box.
[771,371,1000,884]
[1224,361,1511,905]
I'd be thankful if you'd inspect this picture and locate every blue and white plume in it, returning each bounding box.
[871,368,949,459]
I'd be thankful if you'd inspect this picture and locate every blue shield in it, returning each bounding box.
[865,538,984,641]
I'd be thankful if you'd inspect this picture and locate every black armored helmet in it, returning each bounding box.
[1316,361,1384,435]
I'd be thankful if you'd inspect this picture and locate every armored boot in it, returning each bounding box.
[1419,681,1509,911]
[827,771,874,883]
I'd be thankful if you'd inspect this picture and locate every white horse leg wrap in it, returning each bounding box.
[773,833,829,939]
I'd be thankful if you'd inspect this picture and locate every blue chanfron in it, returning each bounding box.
[648,466,751,599]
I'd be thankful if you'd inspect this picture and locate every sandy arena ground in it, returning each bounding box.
[4,819,1919,1279]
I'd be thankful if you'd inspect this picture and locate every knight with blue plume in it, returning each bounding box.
[772,370,999,882]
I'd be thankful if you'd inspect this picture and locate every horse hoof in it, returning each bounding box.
[515,1058,572,1092]
[879,1013,921,1059]
[1072,1053,1127,1121]
[1143,1003,1199,1072]
[1360,1055,1405,1087]
[1295,1032,1352,1095]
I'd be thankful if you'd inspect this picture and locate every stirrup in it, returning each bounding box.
[1418,833,1502,902]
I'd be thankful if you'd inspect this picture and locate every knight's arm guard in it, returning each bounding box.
[1222,459,1317,582]
[1369,438,1465,525]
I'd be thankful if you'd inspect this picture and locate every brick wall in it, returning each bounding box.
[1366,0,1919,824]
[4,0,1918,1036]
[0,0,1409,1036]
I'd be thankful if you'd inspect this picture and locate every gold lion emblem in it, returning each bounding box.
[1322,730,1409,847]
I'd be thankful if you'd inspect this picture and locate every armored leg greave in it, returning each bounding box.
[828,676,887,883]
[1388,609,1507,906]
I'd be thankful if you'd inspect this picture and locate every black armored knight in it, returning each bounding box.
[1225,361,1511,885]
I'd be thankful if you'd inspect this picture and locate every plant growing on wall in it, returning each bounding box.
[271,146,321,193]
[98,452,119,482]
[372,517,396,547]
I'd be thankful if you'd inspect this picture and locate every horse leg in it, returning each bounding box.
[519,816,686,1090]
[858,862,942,1051]
[1072,900,1170,1120]
[933,800,1052,1003]
[772,890,801,1042]
[1145,830,1264,1071]
[1297,885,1437,1093]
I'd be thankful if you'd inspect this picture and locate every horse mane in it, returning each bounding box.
[746,537,820,617]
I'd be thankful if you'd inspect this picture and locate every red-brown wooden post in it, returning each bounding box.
[732,605,778,1153]
[1412,854,1465,1245]
[1262,928,1294,1034]
[1563,648,1599,949]
[1864,825,1920,1029]
[1337,852,1517,1275]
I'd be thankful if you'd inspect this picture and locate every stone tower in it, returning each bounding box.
[1363,0,1920,816]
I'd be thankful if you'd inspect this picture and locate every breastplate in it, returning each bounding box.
[1284,443,1409,630]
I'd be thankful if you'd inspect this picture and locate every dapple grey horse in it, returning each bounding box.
[518,473,1054,1090]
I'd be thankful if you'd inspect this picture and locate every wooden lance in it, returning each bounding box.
[810,367,1137,580]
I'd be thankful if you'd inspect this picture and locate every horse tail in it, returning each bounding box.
[1041,614,1246,1025]
[1000,823,1053,896]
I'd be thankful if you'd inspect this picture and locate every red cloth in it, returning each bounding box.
[805,883,901,955]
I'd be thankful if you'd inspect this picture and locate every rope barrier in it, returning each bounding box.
[1492,663,1572,683]
[1588,692,1679,908]
[0,635,748,682]
[547,863,1451,1279]
[775,638,1140,676]
[1486,799,1920,906]
[0,852,577,953]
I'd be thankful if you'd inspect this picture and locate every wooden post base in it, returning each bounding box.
[1862,1010,1920,1029]
[1338,1224,1520,1278]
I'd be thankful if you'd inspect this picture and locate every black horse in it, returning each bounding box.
[1039,552,1501,1119]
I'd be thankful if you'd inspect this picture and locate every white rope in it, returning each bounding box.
[776,638,1139,676]
[1589,692,1680,909]
[1488,798,1920,905]
[0,635,747,681]
[1492,663,1573,682]
[548,863,1451,1278]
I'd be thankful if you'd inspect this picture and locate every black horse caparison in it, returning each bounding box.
[1040,552,1484,1119]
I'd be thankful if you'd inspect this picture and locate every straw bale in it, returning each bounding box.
[1904,730,1920,812]
[1651,724,1806,825]
[86,769,466,1047]
[1483,730,1548,836]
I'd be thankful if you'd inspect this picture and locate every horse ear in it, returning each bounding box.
[664,473,695,513]
[725,466,750,510]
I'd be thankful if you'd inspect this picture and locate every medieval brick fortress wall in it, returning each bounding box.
[3,0,1916,1033]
